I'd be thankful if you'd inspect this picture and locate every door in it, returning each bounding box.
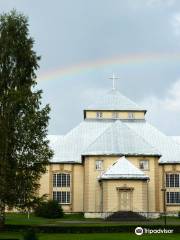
[119,191,132,211]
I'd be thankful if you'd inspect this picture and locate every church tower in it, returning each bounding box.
[84,74,146,120]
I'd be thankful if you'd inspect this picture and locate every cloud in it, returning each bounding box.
[141,79,180,112]
[165,79,180,110]
[127,0,176,10]
[139,79,180,135]
[80,88,107,105]
[171,12,180,36]
[147,0,176,6]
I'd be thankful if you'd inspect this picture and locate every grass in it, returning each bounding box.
[1,213,180,240]
[5,213,101,226]
[0,232,180,240]
[4,213,180,227]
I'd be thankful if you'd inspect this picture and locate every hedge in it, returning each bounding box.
[4,224,180,233]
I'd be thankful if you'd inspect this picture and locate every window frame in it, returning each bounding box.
[53,191,71,204]
[139,159,149,171]
[128,112,135,119]
[95,160,104,171]
[53,173,71,188]
[96,111,103,119]
[166,173,180,188]
[166,192,180,205]
[112,112,118,119]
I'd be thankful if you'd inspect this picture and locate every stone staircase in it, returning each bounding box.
[105,211,147,221]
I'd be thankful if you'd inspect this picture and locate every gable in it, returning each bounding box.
[100,156,149,180]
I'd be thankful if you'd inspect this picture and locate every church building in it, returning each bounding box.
[39,81,180,218]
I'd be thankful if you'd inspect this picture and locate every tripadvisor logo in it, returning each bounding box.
[135,227,143,235]
[135,227,174,235]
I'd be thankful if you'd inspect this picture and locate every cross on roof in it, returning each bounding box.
[109,73,120,90]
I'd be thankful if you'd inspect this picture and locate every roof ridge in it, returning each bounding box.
[140,121,180,151]
[125,121,180,163]
[64,121,85,138]
[83,120,160,156]
[83,121,116,152]
[108,89,142,107]
[118,120,160,154]
[85,89,146,111]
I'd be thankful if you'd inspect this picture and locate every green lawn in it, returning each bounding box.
[0,232,180,240]
[6,212,88,225]
[5,213,180,226]
[2,213,180,240]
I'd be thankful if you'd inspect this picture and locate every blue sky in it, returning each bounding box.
[1,0,180,135]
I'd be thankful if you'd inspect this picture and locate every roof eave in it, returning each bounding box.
[82,153,161,157]
[99,177,149,181]
[49,161,82,164]
[159,161,180,165]
[84,109,147,113]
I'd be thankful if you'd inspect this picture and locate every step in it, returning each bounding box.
[105,211,147,221]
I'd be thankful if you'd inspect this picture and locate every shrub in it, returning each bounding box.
[34,200,64,218]
[178,211,180,218]
[23,229,38,240]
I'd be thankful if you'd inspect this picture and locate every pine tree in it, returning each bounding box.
[0,10,53,227]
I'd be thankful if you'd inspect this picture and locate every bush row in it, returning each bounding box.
[4,224,180,233]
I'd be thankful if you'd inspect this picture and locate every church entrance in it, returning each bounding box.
[118,189,133,211]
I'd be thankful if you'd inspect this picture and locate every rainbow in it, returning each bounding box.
[37,52,180,81]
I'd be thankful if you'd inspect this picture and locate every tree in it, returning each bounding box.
[0,10,53,227]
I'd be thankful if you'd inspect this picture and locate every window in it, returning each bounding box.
[112,112,118,119]
[53,191,70,204]
[96,112,103,118]
[139,160,149,170]
[166,174,180,187]
[166,192,180,204]
[128,112,135,119]
[95,160,103,170]
[53,173,70,187]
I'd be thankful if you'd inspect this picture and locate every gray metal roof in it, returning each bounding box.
[85,89,146,111]
[83,120,160,156]
[47,135,64,162]
[48,119,180,164]
[170,136,180,145]
[51,120,112,163]
[100,156,149,180]
[124,120,180,164]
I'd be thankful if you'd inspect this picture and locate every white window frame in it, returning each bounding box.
[139,160,149,170]
[95,160,103,170]
[53,191,71,204]
[166,192,180,204]
[166,173,180,188]
[112,112,118,119]
[128,112,135,119]
[53,173,71,187]
[96,111,103,119]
